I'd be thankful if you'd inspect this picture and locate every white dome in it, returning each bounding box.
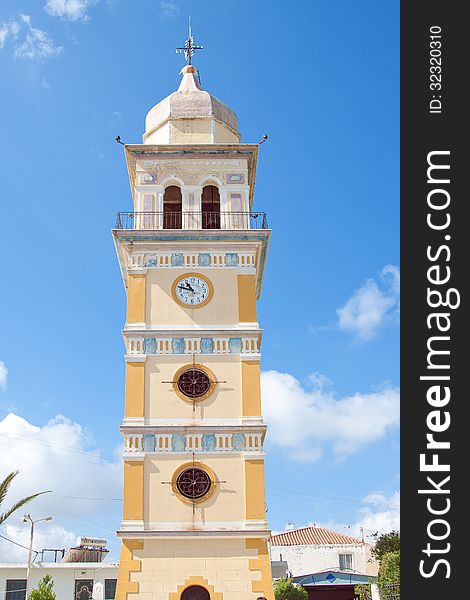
[143,66,240,145]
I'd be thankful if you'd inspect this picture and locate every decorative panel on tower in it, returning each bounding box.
[113,28,272,600]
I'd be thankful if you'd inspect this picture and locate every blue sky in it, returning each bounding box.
[0,0,399,561]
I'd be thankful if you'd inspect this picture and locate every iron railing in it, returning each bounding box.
[115,211,268,230]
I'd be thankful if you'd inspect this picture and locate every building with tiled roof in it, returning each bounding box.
[269,525,378,580]
[270,526,363,547]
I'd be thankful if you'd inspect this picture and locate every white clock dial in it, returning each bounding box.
[174,275,211,307]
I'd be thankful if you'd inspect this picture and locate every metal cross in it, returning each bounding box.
[175,17,204,65]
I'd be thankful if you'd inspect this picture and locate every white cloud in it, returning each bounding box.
[261,370,399,462]
[0,19,20,49]
[108,111,122,127]
[160,0,180,18]
[18,14,30,26]
[278,490,400,541]
[44,0,99,22]
[14,14,62,60]
[358,490,400,535]
[1,523,77,562]
[381,264,400,295]
[0,413,122,560]
[90,148,105,160]
[306,371,332,391]
[336,265,400,341]
[0,361,7,389]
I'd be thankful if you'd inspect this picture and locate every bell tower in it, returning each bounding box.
[113,34,272,600]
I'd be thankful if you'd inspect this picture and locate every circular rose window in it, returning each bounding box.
[177,368,212,399]
[176,467,212,500]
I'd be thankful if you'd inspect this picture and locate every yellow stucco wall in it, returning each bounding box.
[125,362,145,418]
[244,460,266,521]
[169,576,222,600]
[237,275,257,322]
[148,269,239,326]
[145,454,246,525]
[146,355,242,420]
[246,539,274,600]
[241,361,261,417]
[127,274,147,323]
[115,540,143,600]
[123,461,144,521]
[127,537,273,600]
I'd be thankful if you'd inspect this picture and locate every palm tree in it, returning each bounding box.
[0,471,50,526]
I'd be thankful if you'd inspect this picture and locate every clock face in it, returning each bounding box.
[173,274,212,307]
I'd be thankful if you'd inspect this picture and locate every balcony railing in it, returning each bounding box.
[123,431,263,455]
[115,211,268,230]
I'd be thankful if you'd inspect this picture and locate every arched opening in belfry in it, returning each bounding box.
[163,185,182,229]
[181,586,211,600]
[201,185,220,229]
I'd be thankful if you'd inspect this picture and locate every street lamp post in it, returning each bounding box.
[22,513,52,600]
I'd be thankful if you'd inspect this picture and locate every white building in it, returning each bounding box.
[0,540,118,600]
[0,562,118,600]
[269,525,378,578]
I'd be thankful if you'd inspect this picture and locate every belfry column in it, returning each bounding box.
[113,30,272,600]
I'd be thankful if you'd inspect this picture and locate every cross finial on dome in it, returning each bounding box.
[175,16,204,65]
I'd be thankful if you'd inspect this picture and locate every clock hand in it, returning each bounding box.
[177,285,192,291]
[185,281,195,292]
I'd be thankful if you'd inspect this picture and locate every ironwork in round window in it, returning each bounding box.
[176,467,212,500]
[181,586,210,600]
[177,368,212,399]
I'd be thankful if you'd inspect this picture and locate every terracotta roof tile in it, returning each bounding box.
[270,526,362,547]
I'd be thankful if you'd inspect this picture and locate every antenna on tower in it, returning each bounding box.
[175,16,204,66]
